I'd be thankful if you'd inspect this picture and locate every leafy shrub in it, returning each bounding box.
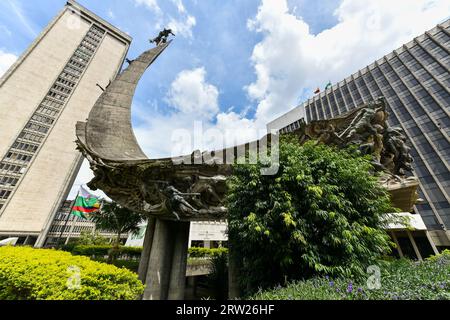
[68,245,142,260]
[66,244,226,261]
[228,137,396,295]
[206,251,229,300]
[0,246,144,300]
[188,247,228,258]
[252,251,450,300]
[94,258,140,273]
[71,245,111,257]
[72,231,110,246]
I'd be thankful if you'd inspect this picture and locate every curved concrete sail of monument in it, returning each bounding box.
[77,42,171,162]
[76,41,232,221]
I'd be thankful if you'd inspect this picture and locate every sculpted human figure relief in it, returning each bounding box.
[302,97,414,178]
[150,28,175,46]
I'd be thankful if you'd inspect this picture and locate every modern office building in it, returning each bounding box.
[267,19,450,249]
[0,0,131,247]
[44,200,128,247]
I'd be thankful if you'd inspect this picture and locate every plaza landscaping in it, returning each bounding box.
[1,139,448,301]
[252,250,450,300]
[0,245,448,300]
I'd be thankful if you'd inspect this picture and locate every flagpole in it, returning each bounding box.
[57,190,80,248]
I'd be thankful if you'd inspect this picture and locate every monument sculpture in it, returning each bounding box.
[297,97,419,212]
[150,28,175,45]
[76,33,419,299]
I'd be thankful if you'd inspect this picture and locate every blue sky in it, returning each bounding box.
[0,0,342,126]
[0,0,448,198]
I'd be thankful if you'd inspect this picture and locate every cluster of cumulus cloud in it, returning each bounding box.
[1,0,445,198]
[133,0,450,159]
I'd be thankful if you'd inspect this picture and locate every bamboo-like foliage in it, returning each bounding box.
[227,136,397,295]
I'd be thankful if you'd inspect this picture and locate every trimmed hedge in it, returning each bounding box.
[64,245,228,260]
[0,246,144,300]
[188,247,228,258]
[68,245,142,260]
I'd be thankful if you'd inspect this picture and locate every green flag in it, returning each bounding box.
[71,186,100,219]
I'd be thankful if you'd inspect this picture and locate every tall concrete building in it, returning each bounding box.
[0,0,131,247]
[268,19,450,249]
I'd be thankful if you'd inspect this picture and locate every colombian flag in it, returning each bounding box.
[71,186,100,219]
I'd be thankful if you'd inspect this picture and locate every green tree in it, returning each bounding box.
[74,230,110,246]
[227,136,397,295]
[91,201,144,262]
[206,252,229,300]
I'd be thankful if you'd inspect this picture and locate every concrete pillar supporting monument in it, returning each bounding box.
[138,217,156,284]
[143,219,174,300]
[168,221,190,300]
[228,246,241,299]
[142,219,190,300]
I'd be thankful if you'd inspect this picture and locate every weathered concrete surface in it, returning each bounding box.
[141,219,191,300]
[186,260,212,277]
[168,221,190,300]
[137,217,156,284]
[80,41,171,161]
[143,219,174,300]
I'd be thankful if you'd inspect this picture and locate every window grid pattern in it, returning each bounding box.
[279,119,303,134]
[0,25,105,211]
[303,25,450,231]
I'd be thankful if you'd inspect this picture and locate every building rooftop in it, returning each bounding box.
[67,0,132,44]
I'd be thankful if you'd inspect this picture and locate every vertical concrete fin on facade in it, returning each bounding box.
[77,41,172,161]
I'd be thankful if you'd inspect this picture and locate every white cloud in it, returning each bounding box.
[107,9,115,19]
[171,0,186,14]
[134,0,196,38]
[0,50,17,77]
[133,111,201,158]
[133,107,261,158]
[167,0,196,38]
[0,25,12,37]
[245,0,450,124]
[67,160,109,200]
[168,14,196,38]
[215,112,262,146]
[134,0,161,14]
[7,0,38,38]
[133,67,261,158]
[166,67,219,119]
